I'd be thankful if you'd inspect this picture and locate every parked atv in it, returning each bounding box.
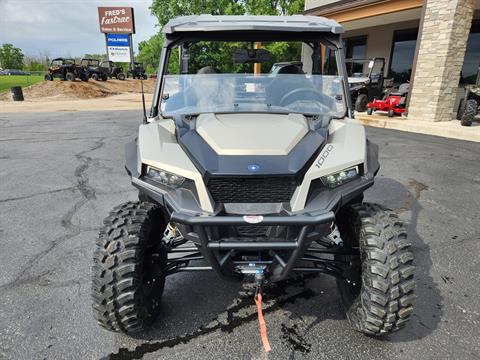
[456,69,480,126]
[127,62,147,79]
[80,58,108,81]
[347,58,385,112]
[91,15,415,341]
[99,60,126,80]
[44,58,89,82]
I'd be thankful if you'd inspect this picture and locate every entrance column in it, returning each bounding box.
[408,0,474,122]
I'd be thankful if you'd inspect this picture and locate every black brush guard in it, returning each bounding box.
[169,211,358,282]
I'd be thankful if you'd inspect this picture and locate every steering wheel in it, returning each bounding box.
[279,87,334,110]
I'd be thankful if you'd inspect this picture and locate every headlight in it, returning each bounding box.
[146,166,185,188]
[321,166,360,188]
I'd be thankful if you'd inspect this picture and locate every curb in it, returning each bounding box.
[356,113,480,143]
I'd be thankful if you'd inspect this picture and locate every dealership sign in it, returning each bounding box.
[107,34,131,62]
[98,7,135,34]
[107,33,130,46]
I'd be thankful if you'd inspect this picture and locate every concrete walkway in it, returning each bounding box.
[356,113,480,143]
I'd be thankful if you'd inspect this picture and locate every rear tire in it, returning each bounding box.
[91,73,99,81]
[355,94,368,112]
[335,203,415,336]
[367,108,373,115]
[65,72,75,81]
[388,109,395,117]
[92,201,168,334]
[461,99,476,126]
[117,73,125,80]
[44,74,52,81]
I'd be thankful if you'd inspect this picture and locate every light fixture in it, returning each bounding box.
[321,166,359,188]
[145,166,185,188]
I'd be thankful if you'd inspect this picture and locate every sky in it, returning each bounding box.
[0,0,159,58]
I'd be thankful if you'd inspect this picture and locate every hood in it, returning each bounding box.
[196,113,308,156]
[177,113,327,176]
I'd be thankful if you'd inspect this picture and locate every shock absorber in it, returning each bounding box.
[327,224,343,246]
[162,222,183,246]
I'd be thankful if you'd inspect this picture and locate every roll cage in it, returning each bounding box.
[150,15,353,119]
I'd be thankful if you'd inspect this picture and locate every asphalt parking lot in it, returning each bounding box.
[0,110,479,360]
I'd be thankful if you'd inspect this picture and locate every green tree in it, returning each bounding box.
[137,33,165,73]
[150,0,245,27]
[0,43,25,69]
[83,53,107,61]
[138,0,305,73]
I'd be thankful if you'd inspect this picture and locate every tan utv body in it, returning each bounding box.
[92,15,415,339]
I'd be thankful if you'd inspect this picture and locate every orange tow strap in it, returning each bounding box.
[254,293,272,352]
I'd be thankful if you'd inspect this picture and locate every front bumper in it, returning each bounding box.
[171,211,335,282]
[127,139,378,281]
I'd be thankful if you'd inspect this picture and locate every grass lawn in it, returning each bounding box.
[0,75,44,93]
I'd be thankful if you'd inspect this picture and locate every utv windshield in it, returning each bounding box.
[159,40,347,118]
[161,74,345,117]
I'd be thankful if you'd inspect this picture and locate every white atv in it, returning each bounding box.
[92,15,415,338]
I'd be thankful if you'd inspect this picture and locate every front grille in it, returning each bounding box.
[236,225,269,237]
[207,177,297,203]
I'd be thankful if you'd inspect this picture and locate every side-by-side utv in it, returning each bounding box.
[99,60,126,80]
[127,62,148,79]
[44,58,89,81]
[91,15,415,341]
[347,58,385,112]
[80,58,108,81]
[457,67,480,126]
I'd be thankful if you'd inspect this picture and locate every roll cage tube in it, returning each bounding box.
[150,33,353,118]
[336,43,354,118]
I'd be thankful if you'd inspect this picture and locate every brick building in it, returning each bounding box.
[304,0,480,122]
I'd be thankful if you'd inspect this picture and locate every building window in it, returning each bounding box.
[461,21,480,84]
[344,36,367,74]
[323,35,367,76]
[389,28,418,84]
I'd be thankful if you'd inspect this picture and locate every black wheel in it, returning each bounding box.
[335,203,415,336]
[44,74,53,81]
[456,98,465,120]
[91,73,99,81]
[461,99,476,126]
[355,94,368,112]
[117,73,125,81]
[101,74,108,81]
[367,107,373,115]
[92,201,168,333]
[388,109,395,117]
[142,75,148,80]
[80,73,89,82]
[65,72,75,81]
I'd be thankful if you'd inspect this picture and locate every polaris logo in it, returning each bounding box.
[315,144,334,168]
[243,215,264,224]
[247,164,260,172]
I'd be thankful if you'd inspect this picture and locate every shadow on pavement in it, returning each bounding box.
[368,177,443,343]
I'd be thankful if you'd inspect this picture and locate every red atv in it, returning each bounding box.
[367,83,409,117]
